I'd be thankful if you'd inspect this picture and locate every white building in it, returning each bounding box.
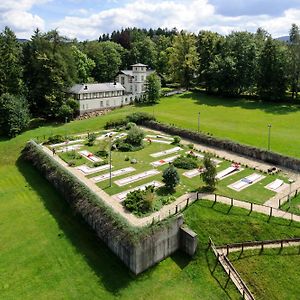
[70,63,154,115]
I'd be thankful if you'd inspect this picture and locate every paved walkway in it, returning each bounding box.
[200,193,300,223]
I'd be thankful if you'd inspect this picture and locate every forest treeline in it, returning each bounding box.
[0,25,299,136]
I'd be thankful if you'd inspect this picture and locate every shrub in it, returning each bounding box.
[131,158,137,164]
[161,195,176,205]
[47,135,65,144]
[172,136,181,144]
[68,160,76,167]
[124,156,130,161]
[126,112,155,124]
[67,150,82,160]
[116,141,134,152]
[162,164,180,190]
[188,143,194,149]
[124,186,155,215]
[173,155,198,170]
[126,122,137,130]
[125,126,145,146]
[104,119,126,129]
[95,150,108,158]
[93,161,108,167]
[87,133,96,146]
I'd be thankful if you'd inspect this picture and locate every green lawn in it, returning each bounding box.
[1,93,300,299]
[229,247,300,300]
[281,194,300,215]
[136,92,300,158]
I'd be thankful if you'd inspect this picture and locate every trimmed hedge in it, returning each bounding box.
[143,121,300,172]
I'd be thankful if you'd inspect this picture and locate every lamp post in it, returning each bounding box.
[267,124,272,151]
[109,133,113,187]
[198,112,200,133]
[288,179,294,208]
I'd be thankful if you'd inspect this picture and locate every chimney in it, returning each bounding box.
[84,85,88,90]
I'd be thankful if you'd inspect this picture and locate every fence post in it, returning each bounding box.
[227,244,229,256]
[214,194,217,204]
[186,197,190,207]
[270,207,273,218]
[241,243,244,254]
[197,192,199,200]
[261,241,264,252]
[231,198,233,207]
[250,202,253,213]
[175,205,178,214]
[295,190,298,197]
[279,198,281,208]
[281,240,283,249]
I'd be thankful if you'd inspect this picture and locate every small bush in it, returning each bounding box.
[172,136,181,145]
[87,133,96,146]
[68,160,76,167]
[131,158,137,164]
[116,141,134,152]
[95,150,108,158]
[161,195,176,205]
[126,122,136,130]
[188,143,194,149]
[124,156,130,161]
[47,135,65,144]
[67,150,82,160]
[126,112,155,124]
[125,126,145,147]
[124,185,155,215]
[173,155,198,170]
[104,119,126,129]
[93,160,108,167]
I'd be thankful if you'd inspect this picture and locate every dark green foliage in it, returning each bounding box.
[124,185,155,216]
[0,93,30,137]
[67,150,82,160]
[162,164,180,190]
[173,155,198,170]
[125,122,136,130]
[87,133,96,146]
[104,119,126,129]
[126,112,156,124]
[172,136,181,144]
[125,126,145,146]
[0,27,24,96]
[95,150,108,158]
[23,29,78,118]
[93,160,108,167]
[257,37,288,101]
[146,73,161,103]
[201,153,217,190]
[47,135,65,144]
[116,141,134,152]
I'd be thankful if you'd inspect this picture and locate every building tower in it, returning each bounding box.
[131,63,147,97]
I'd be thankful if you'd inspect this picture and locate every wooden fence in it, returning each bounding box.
[209,238,255,300]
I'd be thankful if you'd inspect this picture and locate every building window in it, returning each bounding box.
[106,100,110,107]
[125,98,128,103]
[121,76,125,85]
[135,76,137,81]
[129,77,132,83]
[135,67,137,71]
[130,85,133,91]
[141,75,144,81]
[82,104,85,110]
[135,85,137,92]
[100,101,103,107]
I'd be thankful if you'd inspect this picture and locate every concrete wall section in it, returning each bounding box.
[180,226,198,256]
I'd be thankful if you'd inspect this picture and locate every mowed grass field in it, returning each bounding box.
[1,92,300,299]
[229,247,300,299]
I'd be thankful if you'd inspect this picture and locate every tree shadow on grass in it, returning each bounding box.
[16,158,135,295]
[178,91,300,115]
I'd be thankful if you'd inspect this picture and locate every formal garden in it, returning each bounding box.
[42,113,290,219]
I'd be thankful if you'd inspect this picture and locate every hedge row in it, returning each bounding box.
[22,140,175,245]
[143,120,300,172]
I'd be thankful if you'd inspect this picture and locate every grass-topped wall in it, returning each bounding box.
[22,140,190,274]
[143,121,300,172]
